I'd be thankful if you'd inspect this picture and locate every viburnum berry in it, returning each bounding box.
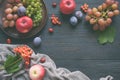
[52,2,57,8]
[6,38,12,44]
[40,57,46,63]
[48,28,54,33]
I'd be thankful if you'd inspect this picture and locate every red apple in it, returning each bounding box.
[60,0,76,14]
[16,16,33,33]
[29,64,45,80]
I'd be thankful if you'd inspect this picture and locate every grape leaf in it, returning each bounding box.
[97,26,116,44]
[4,55,22,74]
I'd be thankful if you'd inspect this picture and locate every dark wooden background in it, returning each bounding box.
[0,0,120,80]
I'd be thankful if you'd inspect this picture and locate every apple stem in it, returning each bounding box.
[22,19,27,24]
[66,1,71,5]
[0,66,5,70]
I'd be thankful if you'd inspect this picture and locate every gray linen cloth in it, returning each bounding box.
[0,44,113,80]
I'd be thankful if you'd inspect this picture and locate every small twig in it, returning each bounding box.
[0,66,5,70]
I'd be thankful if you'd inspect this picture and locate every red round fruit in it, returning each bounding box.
[6,38,11,44]
[16,16,33,33]
[48,28,54,33]
[40,57,46,63]
[52,2,57,8]
[60,0,76,14]
[29,64,45,80]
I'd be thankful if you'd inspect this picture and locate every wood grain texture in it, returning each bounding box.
[0,0,120,80]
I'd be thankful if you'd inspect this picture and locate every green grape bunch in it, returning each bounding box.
[22,0,43,27]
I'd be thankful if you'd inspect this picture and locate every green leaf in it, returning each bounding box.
[4,55,22,74]
[97,26,116,44]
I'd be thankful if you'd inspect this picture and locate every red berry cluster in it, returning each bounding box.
[50,14,61,25]
[81,3,89,13]
[13,45,33,68]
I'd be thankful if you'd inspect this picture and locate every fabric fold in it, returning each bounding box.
[0,44,113,80]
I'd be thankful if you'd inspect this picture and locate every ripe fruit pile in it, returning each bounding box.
[24,0,43,27]
[85,0,120,31]
[2,0,21,28]
[2,0,43,33]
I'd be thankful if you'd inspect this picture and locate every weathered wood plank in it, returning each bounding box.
[0,0,120,80]
[55,60,120,80]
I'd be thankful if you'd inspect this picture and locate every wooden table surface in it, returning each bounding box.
[0,0,120,80]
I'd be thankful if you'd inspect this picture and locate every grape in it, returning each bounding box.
[6,14,13,20]
[114,10,120,15]
[13,14,18,20]
[98,18,105,26]
[31,2,35,6]
[85,15,91,21]
[17,3,23,7]
[87,8,93,15]
[93,24,99,31]
[9,20,15,27]
[112,3,118,10]
[102,3,107,9]
[108,11,114,17]
[7,0,15,3]
[90,18,96,24]
[13,6,18,13]
[5,8,13,14]
[98,5,103,11]
[104,20,109,27]
[115,1,119,5]
[6,3,13,8]
[105,0,114,5]
[85,0,120,31]
[92,8,98,13]
[95,11,101,17]
[3,20,9,28]
[106,18,112,25]
[25,0,43,27]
